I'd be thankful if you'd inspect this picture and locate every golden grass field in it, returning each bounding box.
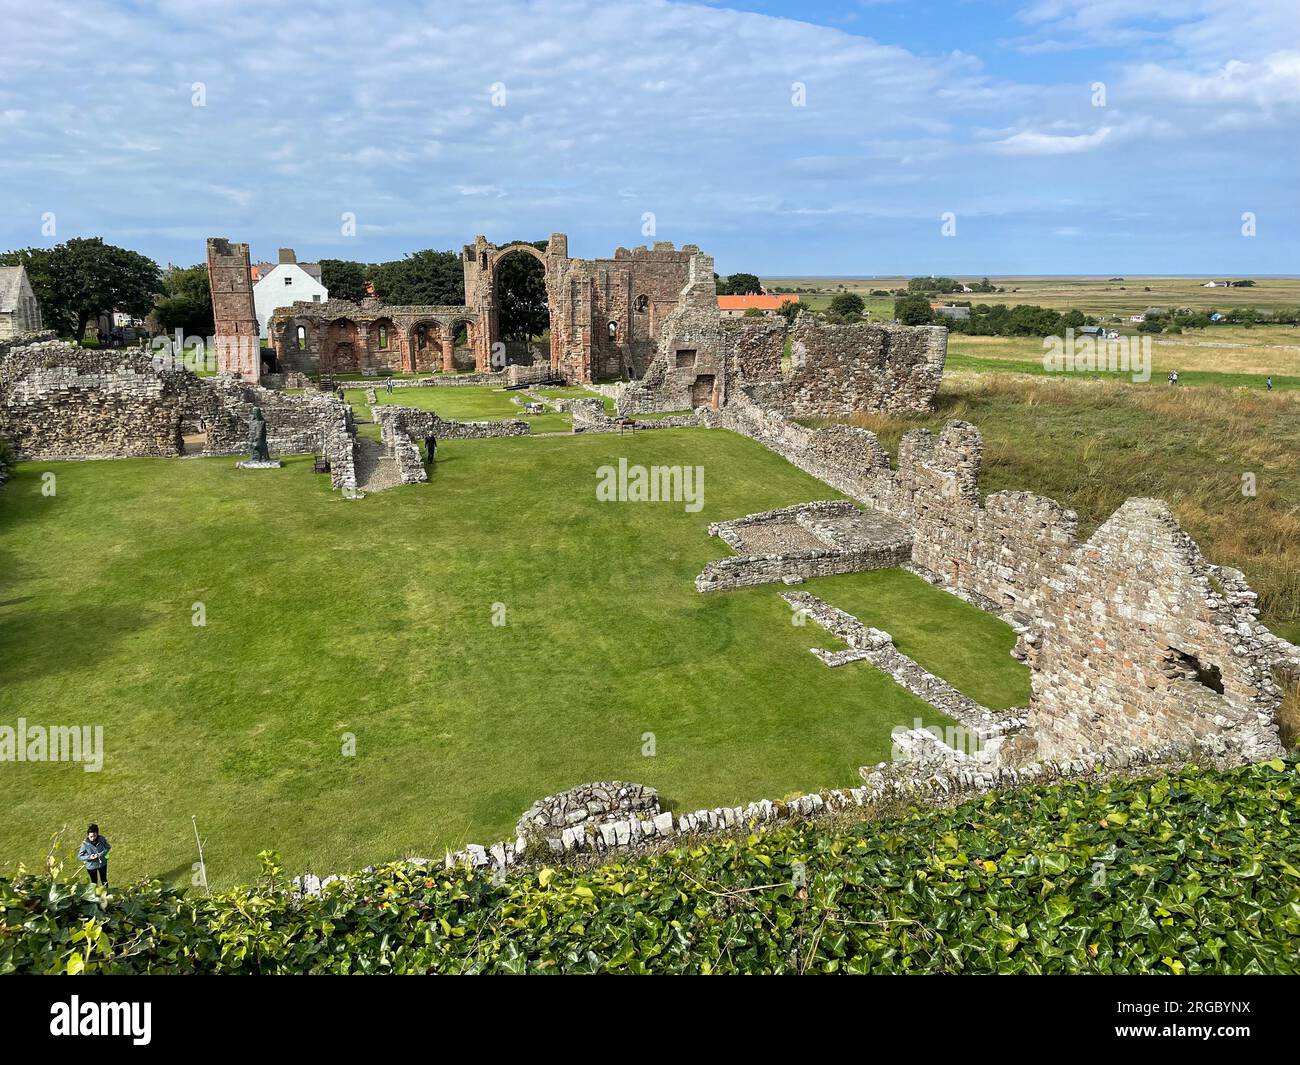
[951,326,1300,377]
[763,275,1300,317]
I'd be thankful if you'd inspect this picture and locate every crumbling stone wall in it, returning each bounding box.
[1013,499,1283,764]
[464,235,713,383]
[782,320,947,416]
[704,393,1075,615]
[516,782,662,846]
[0,339,190,459]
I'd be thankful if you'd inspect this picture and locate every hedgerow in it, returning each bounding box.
[4,760,1298,974]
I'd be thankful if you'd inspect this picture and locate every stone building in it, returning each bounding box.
[0,265,42,339]
[255,234,717,384]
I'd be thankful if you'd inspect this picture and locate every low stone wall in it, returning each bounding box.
[696,499,912,592]
[783,591,1013,731]
[516,782,661,843]
[412,741,1199,879]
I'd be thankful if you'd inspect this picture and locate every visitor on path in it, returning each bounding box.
[1266,376,1273,391]
[1168,370,1179,385]
[78,824,111,886]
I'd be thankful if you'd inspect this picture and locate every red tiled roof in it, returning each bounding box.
[717,294,797,310]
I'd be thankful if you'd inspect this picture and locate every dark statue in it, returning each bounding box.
[246,407,271,462]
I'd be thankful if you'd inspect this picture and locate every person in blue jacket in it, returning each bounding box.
[77,824,111,885]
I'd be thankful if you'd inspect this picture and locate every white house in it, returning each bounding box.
[252,249,328,337]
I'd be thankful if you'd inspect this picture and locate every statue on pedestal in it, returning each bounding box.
[236,407,281,469]
[247,407,270,463]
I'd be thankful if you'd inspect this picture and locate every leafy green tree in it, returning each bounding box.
[829,292,866,318]
[151,264,213,337]
[368,249,464,305]
[723,272,762,296]
[1062,309,1086,329]
[494,240,550,345]
[776,298,802,324]
[1,238,160,341]
[319,259,368,303]
[907,276,961,295]
[894,294,933,325]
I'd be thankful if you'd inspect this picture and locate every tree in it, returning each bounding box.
[828,292,865,318]
[151,264,213,337]
[722,272,762,296]
[368,249,464,305]
[494,240,550,345]
[907,276,961,295]
[319,259,368,303]
[894,294,933,325]
[1,238,160,341]
[776,298,802,324]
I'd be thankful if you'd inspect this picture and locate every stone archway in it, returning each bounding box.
[326,317,361,372]
[477,242,560,373]
[408,320,442,373]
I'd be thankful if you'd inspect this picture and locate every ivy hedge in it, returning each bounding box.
[4,760,1298,974]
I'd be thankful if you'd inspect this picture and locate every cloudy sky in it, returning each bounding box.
[0,0,1296,275]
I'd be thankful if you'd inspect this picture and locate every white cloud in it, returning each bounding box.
[991,126,1113,155]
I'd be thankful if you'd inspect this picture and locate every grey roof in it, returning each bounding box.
[0,265,27,313]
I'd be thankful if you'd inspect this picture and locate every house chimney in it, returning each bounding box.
[278,248,297,265]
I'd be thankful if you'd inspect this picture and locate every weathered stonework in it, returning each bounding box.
[696,500,912,592]
[1010,499,1283,764]
[205,238,262,382]
[781,319,947,417]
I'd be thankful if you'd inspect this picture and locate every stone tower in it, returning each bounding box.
[205,237,261,382]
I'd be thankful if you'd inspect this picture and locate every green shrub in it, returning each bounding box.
[4,761,1297,974]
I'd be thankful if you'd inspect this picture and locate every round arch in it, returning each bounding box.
[484,243,558,371]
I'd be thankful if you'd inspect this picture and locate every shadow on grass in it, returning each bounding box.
[0,599,149,685]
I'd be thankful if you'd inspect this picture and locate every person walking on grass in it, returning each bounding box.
[1266,376,1273,391]
[78,824,111,886]
[385,376,394,395]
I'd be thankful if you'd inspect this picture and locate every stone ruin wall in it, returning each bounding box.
[0,339,193,460]
[704,391,1286,763]
[0,335,359,489]
[205,238,262,382]
[783,320,947,417]
[1011,499,1283,764]
[704,392,1077,615]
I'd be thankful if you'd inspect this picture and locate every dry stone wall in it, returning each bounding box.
[783,320,947,416]
[1012,499,1283,764]
[0,340,191,459]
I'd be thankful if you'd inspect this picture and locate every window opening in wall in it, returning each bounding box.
[1164,648,1224,694]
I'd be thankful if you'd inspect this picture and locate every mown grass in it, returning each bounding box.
[343,385,573,433]
[815,373,1300,641]
[0,430,1026,886]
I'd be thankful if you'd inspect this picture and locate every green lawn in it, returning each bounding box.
[343,385,573,433]
[0,430,1025,886]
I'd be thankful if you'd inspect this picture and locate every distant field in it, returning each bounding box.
[949,326,1300,386]
[764,276,1300,318]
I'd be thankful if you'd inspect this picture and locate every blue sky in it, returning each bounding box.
[0,0,1296,275]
